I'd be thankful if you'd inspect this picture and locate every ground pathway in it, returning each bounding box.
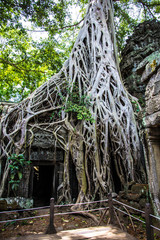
[5,225,137,239]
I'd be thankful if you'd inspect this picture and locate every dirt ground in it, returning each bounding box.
[0,207,159,239]
[3,226,138,240]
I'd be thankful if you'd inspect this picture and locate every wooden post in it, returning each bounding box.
[145,203,154,240]
[46,198,57,234]
[108,193,114,224]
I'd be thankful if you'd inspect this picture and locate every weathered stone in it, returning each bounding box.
[0,197,33,211]
[0,199,7,211]
[119,191,127,199]
[126,193,141,202]
[145,112,160,127]
[144,68,160,117]
[120,20,160,215]
[120,20,160,101]
[131,184,149,196]
[112,192,118,198]
[129,201,141,210]
[18,166,31,198]
[139,198,147,208]
[31,129,67,149]
[137,51,160,81]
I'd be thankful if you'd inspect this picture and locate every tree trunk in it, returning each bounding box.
[0,0,145,201]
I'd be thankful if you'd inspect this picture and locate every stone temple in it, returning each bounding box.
[120,19,160,213]
[0,20,160,213]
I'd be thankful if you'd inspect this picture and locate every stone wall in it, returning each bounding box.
[137,56,160,213]
[120,20,160,101]
[0,102,66,202]
[120,20,160,214]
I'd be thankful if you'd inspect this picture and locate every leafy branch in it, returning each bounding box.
[9,154,31,193]
[0,57,48,74]
[26,17,85,33]
[56,82,94,122]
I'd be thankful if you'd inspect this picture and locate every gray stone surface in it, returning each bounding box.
[120,20,160,100]
[0,197,33,211]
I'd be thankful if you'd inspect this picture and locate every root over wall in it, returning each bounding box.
[0,0,145,202]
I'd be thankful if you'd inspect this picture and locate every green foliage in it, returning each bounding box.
[132,214,146,228]
[138,97,145,107]
[65,102,93,121]
[0,0,160,100]
[0,0,73,101]
[8,154,31,191]
[4,220,16,227]
[63,83,94,122]
[114,1,138,55]
[0,0,68,30]
[131,100,142,112]
[55,82,94,122]
[0,27,66,101]
[114,0,160,55]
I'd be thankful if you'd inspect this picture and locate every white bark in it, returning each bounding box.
[0,0,144,201]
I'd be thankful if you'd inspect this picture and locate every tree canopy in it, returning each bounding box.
[0,0,160,101]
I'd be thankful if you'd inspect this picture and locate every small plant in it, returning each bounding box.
[131,100,141,113]
[60,82,94,122]
[4,221,16,227]
[21,220,29,225]
[50,112,55,120]
[132,214,146,229]
[8,154,31,192]
[138,97,145,108]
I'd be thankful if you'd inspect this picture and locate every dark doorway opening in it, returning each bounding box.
[33,165,54,206]
[69,155,78,201]
[110,157,122,193]
[108,130,122,194]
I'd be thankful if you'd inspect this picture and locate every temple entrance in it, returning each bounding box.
[32,165,54,206]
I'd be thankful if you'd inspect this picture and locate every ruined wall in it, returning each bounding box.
[120,20,160,214]
[0,102,65,201]
[120,20,160,101]
[137,56,160,213]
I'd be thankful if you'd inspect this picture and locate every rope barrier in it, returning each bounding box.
[54,207,108,216]
[129,214,145,224]
[0,205,50,214]
[151,224,160,232]
[150,214,160,221]
[0,199,108,214]
[55,199,108,208]
[0,207,108,224]
[0,214,49,224]
[113,199,145,214]
[113,206,145,224]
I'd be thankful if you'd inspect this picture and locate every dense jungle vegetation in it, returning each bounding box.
[0,0,160,102]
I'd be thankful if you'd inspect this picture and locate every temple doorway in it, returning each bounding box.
[32,165,54,206]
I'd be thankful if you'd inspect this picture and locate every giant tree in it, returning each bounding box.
[1,0,160,100]
[0,0,146,203]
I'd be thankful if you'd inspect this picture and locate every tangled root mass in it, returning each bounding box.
[0,0,145,202]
